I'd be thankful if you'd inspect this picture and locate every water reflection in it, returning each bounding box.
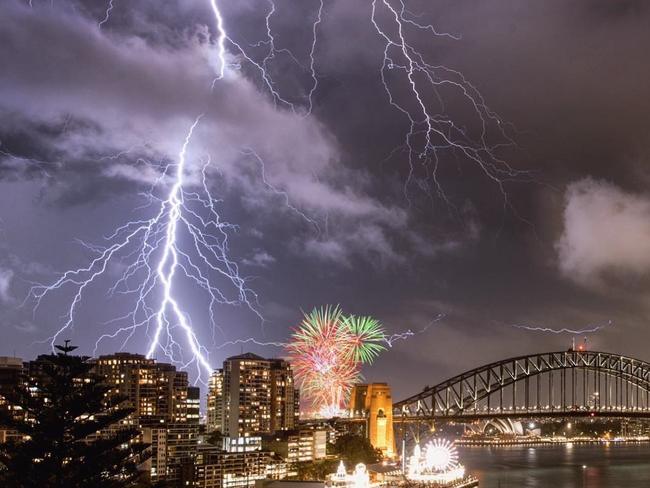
[459,444,650,488]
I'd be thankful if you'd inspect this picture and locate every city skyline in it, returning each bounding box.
[2,0,650,405]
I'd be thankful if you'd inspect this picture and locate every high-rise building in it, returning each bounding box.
[93,352,196,426]
[143,422,200,485]
[270,360,298,433]
[207,368,224,433]
[349,383,395,457]
[223,353,271,437]
[92,353,202,483]
[0,357,24,443]
[213,353,298,438]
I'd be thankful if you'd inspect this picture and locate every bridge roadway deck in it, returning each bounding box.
[392,409,650,422]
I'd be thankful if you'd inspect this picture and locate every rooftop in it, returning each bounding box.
[226,352,266,361]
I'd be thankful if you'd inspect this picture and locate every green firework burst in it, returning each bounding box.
[342,314,386,363]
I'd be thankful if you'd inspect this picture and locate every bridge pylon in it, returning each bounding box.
[349,383,396,457]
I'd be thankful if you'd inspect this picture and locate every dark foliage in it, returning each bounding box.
[293,459,338,481]
[0,344,150,487]
[331,433,382,466]
[205,430,224,448]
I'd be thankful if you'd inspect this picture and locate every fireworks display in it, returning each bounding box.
[286,306,387,415]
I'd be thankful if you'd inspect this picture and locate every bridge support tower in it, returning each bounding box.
[349,383,395,457]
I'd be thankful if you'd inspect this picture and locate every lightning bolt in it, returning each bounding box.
[209,0,324,112]
[209,0,295,110]
[370,0,532,205]
[205,0,533,214]
[242,148,321,233]
[511,320,614,335]
[250,2,308,85]
[383,313,444,347]
[27,0,532,383]
[215,338,287,349]
[306,0,323,115]
[208,0,228,82]
[0,140,56,178]
[145,116,211,372]
[30,0,325,384]
[212,313,445,352]
[98,0,115,29]
[30,113,262,382]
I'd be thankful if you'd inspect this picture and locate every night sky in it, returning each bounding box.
[2,0,650,400]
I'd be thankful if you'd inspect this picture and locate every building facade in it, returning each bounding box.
[0,357,24,443]
[93,353,201,485]
[207,369,224,433]
[143,422,200,485]
[94,352,197,426]
[269,360,299,433]
[0,350,297,487]
[261,429,327,464]
[195,445,287,488]
[212,353,298,438]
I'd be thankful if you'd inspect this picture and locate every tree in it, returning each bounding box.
[331,434,382,466]
[205,429,224,448]
[293,459,338,481]
[0,342,150,487]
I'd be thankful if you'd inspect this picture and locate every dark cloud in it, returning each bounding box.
[0,0,431,263]
[1,0,649,398]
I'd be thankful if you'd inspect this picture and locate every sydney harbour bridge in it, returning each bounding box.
[336,349,650,457]
[393,350,650,422]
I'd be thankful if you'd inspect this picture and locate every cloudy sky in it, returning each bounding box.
[1,0,650,398]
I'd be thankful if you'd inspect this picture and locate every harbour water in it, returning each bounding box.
[459,443,650,487]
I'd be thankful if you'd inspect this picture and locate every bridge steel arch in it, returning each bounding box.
[393,351,650,420]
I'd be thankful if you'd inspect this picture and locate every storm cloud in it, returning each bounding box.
[2,0,650,397]
[557,178,650,287]
[0,0,416,264]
